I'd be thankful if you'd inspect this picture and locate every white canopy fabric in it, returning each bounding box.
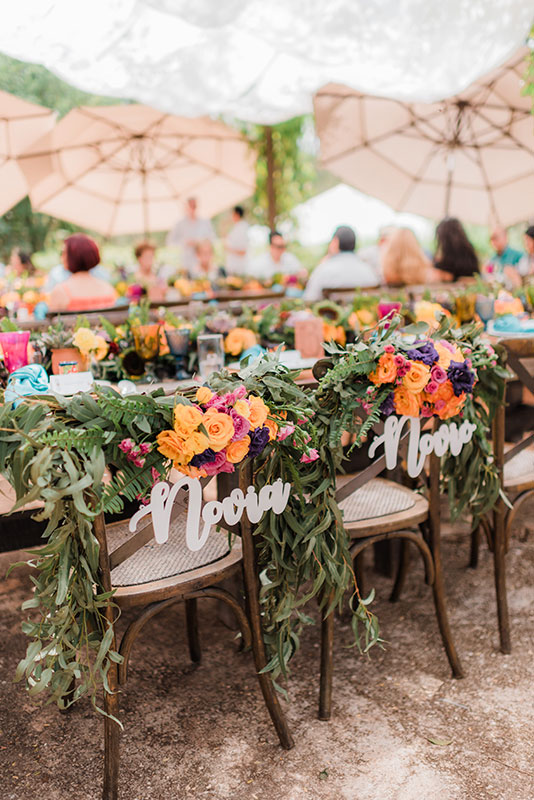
[0,1,532,123]
[0,90,55,215]
[314,48,534,227]
[18,105,256,236]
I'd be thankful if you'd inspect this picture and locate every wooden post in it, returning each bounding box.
[492,404,511,653]
[264,125,277,232]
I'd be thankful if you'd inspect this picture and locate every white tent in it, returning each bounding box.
[0,1,532,123]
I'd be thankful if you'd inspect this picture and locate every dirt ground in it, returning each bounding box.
[2,504,534,800]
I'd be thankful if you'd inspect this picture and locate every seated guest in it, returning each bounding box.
[250,231,301,280]
[303,225,379,301]
[133,241,160,286]
[224,205,249,275]
[49,234,117,312]
[358,225,396,283]
[8,248,35,278]
[433,218,479,282]
[382,228,432,286]
[489,225,522,277]
[46,241,110,290]
[193,240,218,281]
[519,226,534,278]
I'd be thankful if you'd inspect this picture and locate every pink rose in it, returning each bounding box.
[300,449,319,463]
[230,410,251,441]
[426,380,438,394]
[203,450,235,476]
[119,438,134,453]
[431,364,447,384]
[384,344,395,353]
[421,405,433,417]
[205,394,228,411]
[278,424,295,441]
[394,355,405,367]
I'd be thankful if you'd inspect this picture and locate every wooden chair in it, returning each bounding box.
[92,466,293,800]
[313,360,464,721]
[470,338,534,654]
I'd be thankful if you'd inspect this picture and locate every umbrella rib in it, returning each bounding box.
[474,107,534,155]
[105,167,132,238]
[395,141,443,210]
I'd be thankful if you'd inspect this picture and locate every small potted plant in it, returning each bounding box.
[38,321,86,374]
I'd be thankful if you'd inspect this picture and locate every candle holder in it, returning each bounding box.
[0,331,30,373]
[165,328,191,380]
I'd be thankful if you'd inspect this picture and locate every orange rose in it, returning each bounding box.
[226,435,251,464]
[434,380,454,403]
[436,393,466,420]
[175,463,208,478]
[186,430,210,455]
[203,408,235,451]
[224,327,258,356]
[434,341,464,369]
[369,353,397,385]
[248,395,269,429]
[394,387,422,417]
[402,361,431,393]
[174,405,204,435]
[323,322,346,345]
[195,386,214,404]
[234,398,251,418]
[157,430,195,465]
[264,418,279,441]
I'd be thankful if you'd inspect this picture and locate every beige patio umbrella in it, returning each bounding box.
[18,104,256,236]
[0,90,55,216]
[314,47,534,226]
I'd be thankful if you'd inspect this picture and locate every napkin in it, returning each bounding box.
[5,364,50,408]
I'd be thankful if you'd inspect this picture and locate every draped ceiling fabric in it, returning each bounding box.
[18,105,256,236]
[314,48,534,227]
[0,1,532,123]
[0,91,55,216]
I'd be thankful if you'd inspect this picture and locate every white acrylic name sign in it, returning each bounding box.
[368,415,477,478]
[129,476,291,552]
[49,371,94,396]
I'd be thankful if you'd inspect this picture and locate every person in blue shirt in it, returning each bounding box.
[489,226,522,269]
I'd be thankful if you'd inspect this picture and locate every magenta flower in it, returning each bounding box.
[426,380,439,394]
[431,364,447,384]
[138,442,152,454]
[203,450,235,476]
[394,354,405,367]
[119,438,134,454]
[151,467,160,482]
[278,424,295,441]
[384,344,395,353]
[132,456,146,468]
[205,394,228,411]
[302,433,311,444]
[300,449,319,464]
[421,405,434,417]
[230,410,251,441]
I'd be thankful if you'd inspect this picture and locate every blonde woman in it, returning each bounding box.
[382,228,432,286]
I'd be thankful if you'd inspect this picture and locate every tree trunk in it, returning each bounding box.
[264,125,277,232]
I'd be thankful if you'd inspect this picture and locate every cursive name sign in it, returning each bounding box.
[129,476,291,551]
[368,415,477,478]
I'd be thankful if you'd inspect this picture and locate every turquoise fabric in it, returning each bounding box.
[4,364,50,408]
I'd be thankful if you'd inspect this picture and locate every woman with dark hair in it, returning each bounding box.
[433,218,479,281]
[49,234,117,312]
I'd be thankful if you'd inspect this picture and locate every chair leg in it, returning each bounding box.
[493,499,511,654]
[185,598,201,664]
[468,524,480,569]
[390,539,410,603]
[319,590,335,721]
[373,539,394,578]
[102,663,120,800]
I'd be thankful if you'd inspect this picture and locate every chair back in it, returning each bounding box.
[495,338,534,469]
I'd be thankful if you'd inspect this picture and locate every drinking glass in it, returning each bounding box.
[475,295,495,326]
[197,333,224,380]
[165,328,191,380]
[0,331,30,373]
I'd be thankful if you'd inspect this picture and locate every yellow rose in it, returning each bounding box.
[157,430,195,465]
[93,335,109,361]
[402,361,431,393]
[248,395,269,429]
[233,398,251,418]
[173,405,204,435]
[264,418,279,441]
[224,327,258,356]
[226,435,251,464]
[195,386,214,404]
[394,387,421,417]
[203,408,235,451]
[369,353,397,385]
[73,327,97,355]
[186,429,210,456]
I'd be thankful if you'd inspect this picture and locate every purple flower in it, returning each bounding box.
[430,364,447,384]
[447,360,475,397]
[190,447,217,468]
[379,393,395,417]
[248,426,270,458]
[230,410,251,441]
[405,341,439,366]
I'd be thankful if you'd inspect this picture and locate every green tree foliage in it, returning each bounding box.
[242,116,318,230]
[0,53,125,258]
[523,28,534,110]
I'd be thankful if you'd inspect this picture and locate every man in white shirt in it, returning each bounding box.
[166,197,215,274]
[304,226,379,302]
[250,230,301,280]
[224,205,249,275]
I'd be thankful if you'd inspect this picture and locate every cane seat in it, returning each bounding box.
[337,477,429,536]
[503,446,534,494]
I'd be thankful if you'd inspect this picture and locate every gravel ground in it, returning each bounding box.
[2,504,534,800]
